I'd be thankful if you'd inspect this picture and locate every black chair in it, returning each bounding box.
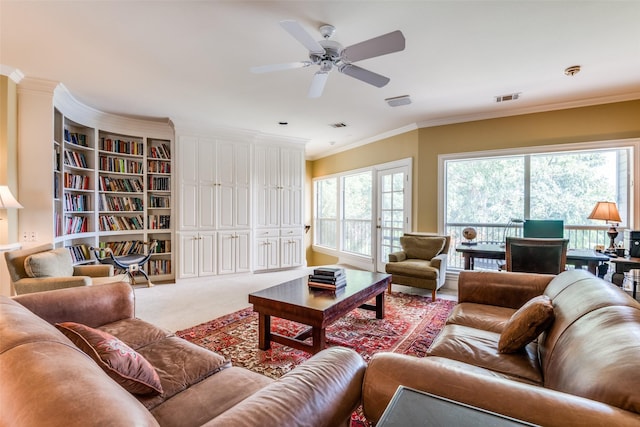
[505,237,569,275]
[92,241,157,287]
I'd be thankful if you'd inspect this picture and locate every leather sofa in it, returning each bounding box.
[385,233,450,300]
[0,281,366,427]
[4,243,117,295]
[363,269,640,426]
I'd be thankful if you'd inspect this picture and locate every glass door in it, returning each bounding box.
[376,166,410,272]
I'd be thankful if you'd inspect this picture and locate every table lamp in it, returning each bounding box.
[588,201,621,253]
[0,185,23,213]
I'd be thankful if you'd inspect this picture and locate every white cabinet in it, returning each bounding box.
[254,144,304,229]
[254,144,305,271]
[179,231,216,278]
[254,229,280,271]
[218,230,250,275]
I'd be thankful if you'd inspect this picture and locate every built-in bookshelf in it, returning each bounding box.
[52,108,174,281]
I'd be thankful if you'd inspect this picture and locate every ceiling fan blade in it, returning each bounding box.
[280,20,325,55]
[342,30,405,63]
[339,64,390,88]
[250,61,311,74]
[308,72,329,98]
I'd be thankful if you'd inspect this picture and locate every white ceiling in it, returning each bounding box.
[2,1,640,159]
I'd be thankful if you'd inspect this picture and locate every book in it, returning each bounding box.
[308,274,347,286]
[313,267,345,277]
[308,280,347,291]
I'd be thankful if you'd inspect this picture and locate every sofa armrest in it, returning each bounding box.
[74,264,114,277]
[12,281,134,327]
[430,253,447,271]
[13,276,91,295]
[202,347,367,427]
[363,353,640,426]
[457,270,554,309]
[388,251,407,262]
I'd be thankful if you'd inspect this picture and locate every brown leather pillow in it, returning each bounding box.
[56,322,163,395]
[498,295,555,353]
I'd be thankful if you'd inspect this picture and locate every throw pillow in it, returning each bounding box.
[400,236,446,260]
[56,322,163,395]
[498,295,555,353]
[24,248,74,278]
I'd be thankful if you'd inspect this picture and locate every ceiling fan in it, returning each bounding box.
[251,20,406,98]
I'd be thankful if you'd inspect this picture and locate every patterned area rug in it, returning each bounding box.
[176,292,456,425]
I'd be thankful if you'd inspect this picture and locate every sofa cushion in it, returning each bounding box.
[400,236,445,260]
[56,322,163,395]
[24,248,74,277]
[427,324,542,385]
[447,302,516,333]
[384,259,438,279]
[499,295,555,353]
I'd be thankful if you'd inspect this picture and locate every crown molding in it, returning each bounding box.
[417,92,640,129]
[0,65,24,83]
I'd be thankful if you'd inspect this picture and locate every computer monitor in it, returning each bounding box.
[523,220,564,238]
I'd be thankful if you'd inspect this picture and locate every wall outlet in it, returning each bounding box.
[30,232,38,242]
[22,232,28,242]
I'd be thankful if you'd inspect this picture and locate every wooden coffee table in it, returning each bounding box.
[248,269,392,354]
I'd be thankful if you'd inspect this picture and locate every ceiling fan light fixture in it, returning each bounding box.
[385,95,411,107]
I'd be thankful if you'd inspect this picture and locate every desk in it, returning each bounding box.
[456,243,610,275]
[609,256,640,288]
[377,386,535,426]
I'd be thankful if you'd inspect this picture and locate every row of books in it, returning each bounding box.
[308,267,346,290]
[148,215,171,230]
[64,172,91,190]
[64,150,89,169]
[98,240,146,257]
[148,160,171,174]
[99,215,144,231]
[99,138,144,156]
[98,176,143,193]
[65,130,88,147]
[148,144,171,160]
[64,216,89,234]
[149,195,170,208]
[67,244,92,263]
[99,195,144,212]
[99,156,144,174]
[148,259,172,275]
[64,193,91,212]
[149,176,170,191]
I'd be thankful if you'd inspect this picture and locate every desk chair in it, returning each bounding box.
[92,241,157,287]
[505,237,569,275]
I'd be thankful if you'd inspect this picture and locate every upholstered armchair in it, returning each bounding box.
[4,243,116,295]
[385,233,451,300]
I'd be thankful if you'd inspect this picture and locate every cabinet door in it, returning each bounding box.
[281,147,304,228]
[198,140,217,229]
[235,230,251,274]
[199,231,217,276]
[255,238,279,271]
[179,137,199,229]
[217,231,235,275]
[217,141,251,229]
[254,145,280,228]
[179,232,199,278]
[281,233,303,268]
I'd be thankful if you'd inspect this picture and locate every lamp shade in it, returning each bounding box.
[0,186,23,209]
[588,201,621,223]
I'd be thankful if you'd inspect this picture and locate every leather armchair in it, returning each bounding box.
[4,243,115,295]
[385,233,451,300]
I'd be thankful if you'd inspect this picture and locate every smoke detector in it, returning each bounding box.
[495,93,521,103]
[564,65,581,76]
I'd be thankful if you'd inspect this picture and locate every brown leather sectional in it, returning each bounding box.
[0,281,366,427]
[363,269,640,426]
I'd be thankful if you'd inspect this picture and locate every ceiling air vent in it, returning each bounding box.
[385,95,412,107]
[330,122,347,128]
[495,93,521,103]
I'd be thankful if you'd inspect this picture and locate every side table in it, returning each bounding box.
[609,256,640,294]
[377,386,535,426]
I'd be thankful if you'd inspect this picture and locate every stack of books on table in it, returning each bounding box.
[308,267,347,291]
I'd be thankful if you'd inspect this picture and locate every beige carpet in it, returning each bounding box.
[134,266,456,332]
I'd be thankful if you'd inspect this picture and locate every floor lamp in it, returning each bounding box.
[588,201,621,253]
[0,185,23,244]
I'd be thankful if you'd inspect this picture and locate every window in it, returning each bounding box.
[342,172,373,256]
[314,177,337,249]
[441,143,636,268]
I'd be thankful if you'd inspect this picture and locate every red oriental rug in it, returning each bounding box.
[176,292,456,426]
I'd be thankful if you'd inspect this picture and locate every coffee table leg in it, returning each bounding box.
[258,312,271,350]
[312,327,326,354]
[376,291,385,319]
